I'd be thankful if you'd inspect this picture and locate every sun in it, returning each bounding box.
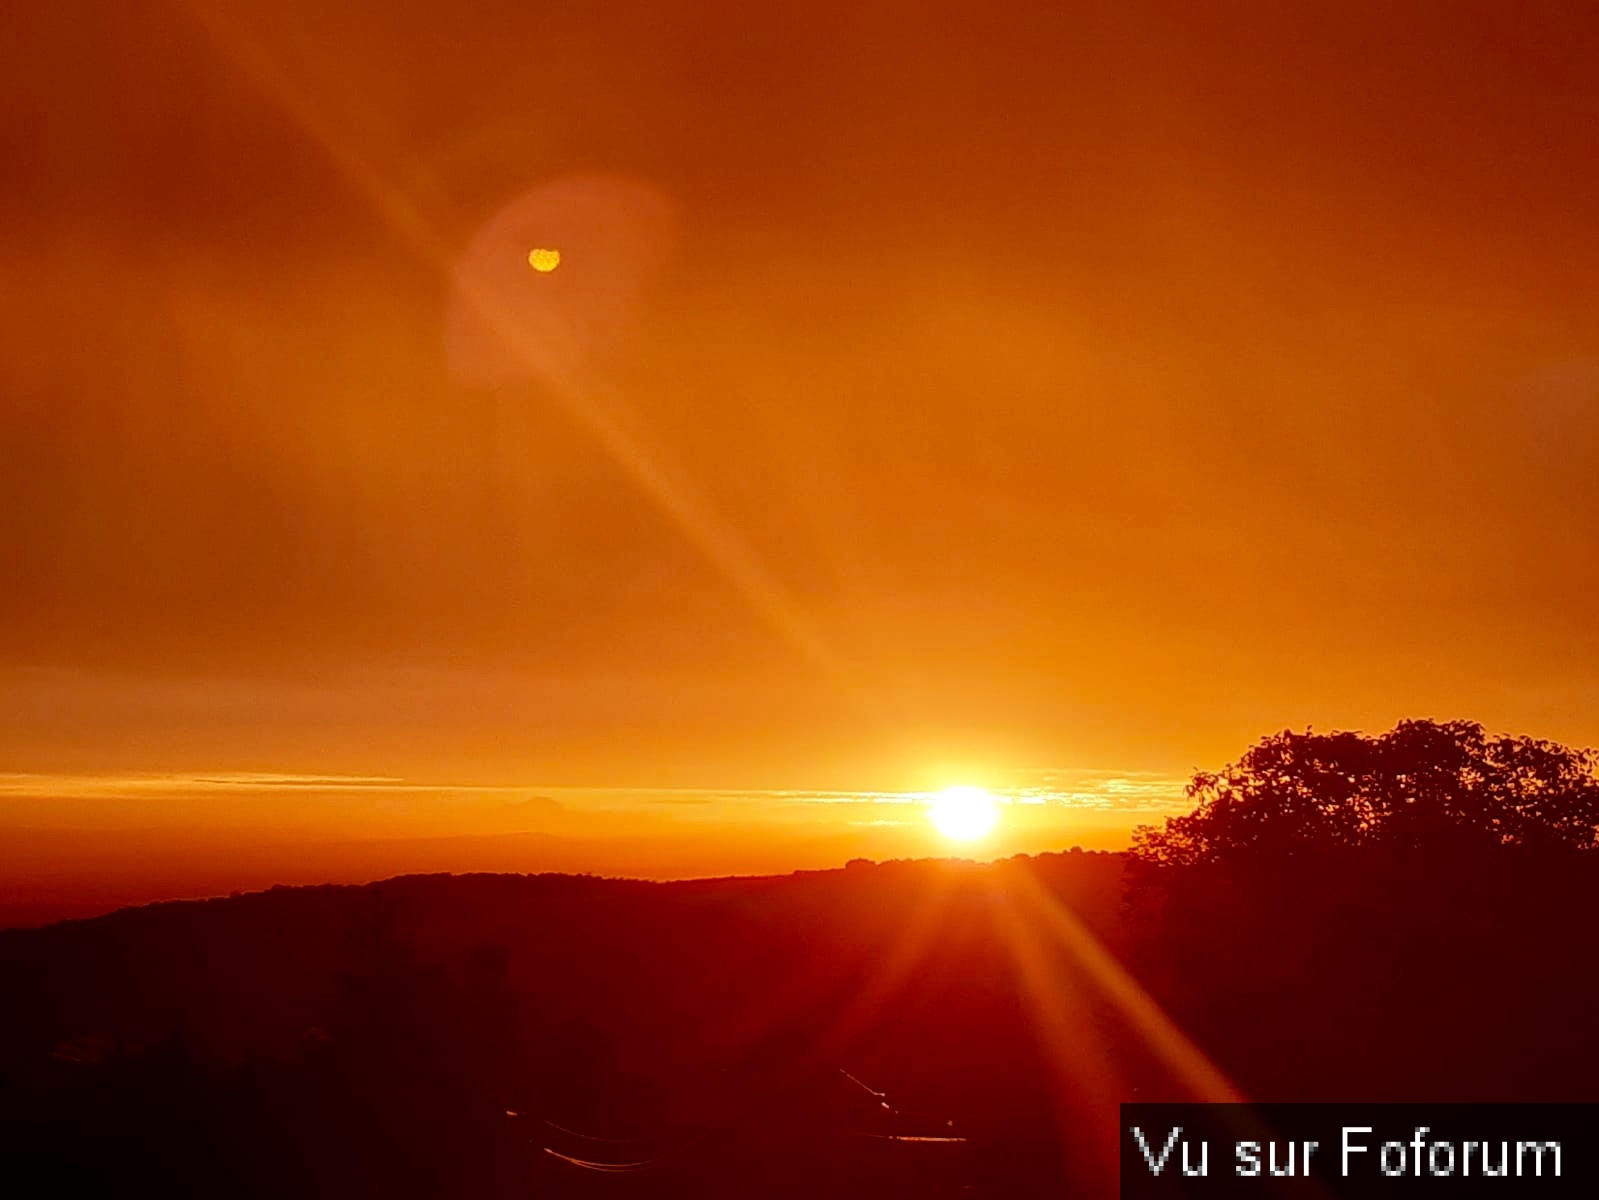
[928,785,1000,842]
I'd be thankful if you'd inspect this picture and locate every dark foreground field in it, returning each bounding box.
[2,848,1595,1197]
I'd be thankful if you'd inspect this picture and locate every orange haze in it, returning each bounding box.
[3,2,1598,920]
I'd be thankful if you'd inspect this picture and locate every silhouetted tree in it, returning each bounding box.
[1130,719,1599,867]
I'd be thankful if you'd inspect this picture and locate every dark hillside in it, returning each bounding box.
[2,846,1596,1196]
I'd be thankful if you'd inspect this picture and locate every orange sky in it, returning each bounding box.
[3,2,1598,910]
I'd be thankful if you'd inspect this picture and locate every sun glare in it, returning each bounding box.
[928,785,1000,842]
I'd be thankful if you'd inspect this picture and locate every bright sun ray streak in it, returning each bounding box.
[694,904,929,1073]
[1002,866,1243,1105]
[160,11,1237,1128]
[793,871,957,1068]
[696,867,974,1083]
[178,1,851,692]
[987,881,1134,1184]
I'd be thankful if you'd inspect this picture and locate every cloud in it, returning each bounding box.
[507,794,566,813]
[0,772,506,797]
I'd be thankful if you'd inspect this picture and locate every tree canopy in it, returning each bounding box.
[1130,719,1599,867]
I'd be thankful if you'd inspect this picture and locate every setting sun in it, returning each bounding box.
[527,246,561,272]
[928,786,1000,842]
